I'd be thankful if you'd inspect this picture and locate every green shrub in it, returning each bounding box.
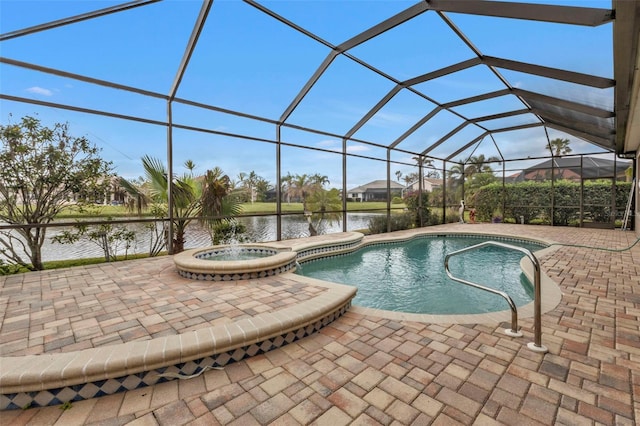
[445,208,460,223]
[403,191,430,227]
[473,180,632,226]
[367,213,413,234]
[391,196,404,204]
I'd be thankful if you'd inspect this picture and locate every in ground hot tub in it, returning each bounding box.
[174,244,298,281]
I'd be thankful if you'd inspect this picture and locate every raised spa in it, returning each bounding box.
[174,244,298,281]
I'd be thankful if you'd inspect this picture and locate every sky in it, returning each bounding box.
[0,0,616,190]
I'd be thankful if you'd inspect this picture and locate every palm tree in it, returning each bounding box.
[254,177,271,202]
[184,159,196,176]
[281,172,294,203]
[122,156,243,253]
[446,162,465,205]
[290,173,314,210]
[306,188,342,236]
[466,154,500,179]
[246,171,259,203]
[200,167,243,244]
[309,173,330,189]
[118,176,149,216]
[146,156,201,253]
[546,138,572,156]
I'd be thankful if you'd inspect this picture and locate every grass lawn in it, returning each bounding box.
[52,202,409,219]
[240,202,407,214]
[57,204,142,219]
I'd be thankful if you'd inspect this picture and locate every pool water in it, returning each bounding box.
[296,236,544,315]
[202,251,270,261]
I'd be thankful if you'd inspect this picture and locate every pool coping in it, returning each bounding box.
[0,228,563,409]
[339,229,563,327]
[0,274,356,410]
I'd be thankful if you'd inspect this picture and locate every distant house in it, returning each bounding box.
[347,180,404,202]
[509,157,631,182]
[405,177,443,193]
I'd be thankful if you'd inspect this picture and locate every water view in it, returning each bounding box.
[6,213,381,262]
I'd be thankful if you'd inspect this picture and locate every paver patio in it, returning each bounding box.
[1,223,639,425]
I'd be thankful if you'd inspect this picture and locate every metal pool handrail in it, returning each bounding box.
[444,240,548,353]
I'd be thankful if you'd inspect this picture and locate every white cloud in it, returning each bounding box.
[316,139,339,148]
[26,86,53,96]
[346,144,370,153]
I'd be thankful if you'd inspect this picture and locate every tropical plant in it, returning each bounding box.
[201,167,243,244]
[466,154,500,179]
[367,213,413,234]
[546,138,572,156]
[237,171,258,203]
[120,157,242,253]
[288,173,314,210]
[306,188,342,236]
[403,190,430,227]
[446,162,465,205]
[52,218,136,262]
[281,172,294,203]
[0,115,113,270]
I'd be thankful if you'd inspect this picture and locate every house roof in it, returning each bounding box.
[407,178,444,188]
[512,156,631,180]
[348,180,404,193]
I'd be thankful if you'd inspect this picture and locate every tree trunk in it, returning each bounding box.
[173,232,185,254]
[22,227,45,271]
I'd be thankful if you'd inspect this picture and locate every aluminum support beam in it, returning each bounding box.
[532,109,615,140]
[482,56,615,89]
[403,58,482,87]
[442,89,511,109]
[279,51,338,123]
[389,106,442,149]
[169,0,213,100]
[445,132,488,161]
[1,57,168,100]
[613,0,640,153]
[344,85,403,139]
[166,0,213,254]
[470,109,530,123]
[0,0,160,42]
[337,3,429,51]
[514,88,614,118]
[544,121,615,149]
[421,122,470,156]
[425,0,613,27]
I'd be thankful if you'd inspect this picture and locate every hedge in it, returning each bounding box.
[472,180,632,225]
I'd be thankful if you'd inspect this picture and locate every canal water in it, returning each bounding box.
[2,213,380,262]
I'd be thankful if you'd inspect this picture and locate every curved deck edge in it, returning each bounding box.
[0,279,355,409]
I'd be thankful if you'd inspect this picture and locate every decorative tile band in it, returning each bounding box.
[194,247,279,259]
[298,233,547,265]
[0,302,351,410]
[177,258,297,281]
[296,239,363,260]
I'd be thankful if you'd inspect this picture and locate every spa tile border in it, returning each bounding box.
[176,258,297,281]
[297,232,547,266]
[174,244,298,281]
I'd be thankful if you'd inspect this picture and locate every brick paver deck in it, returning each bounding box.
[1,224,639,425]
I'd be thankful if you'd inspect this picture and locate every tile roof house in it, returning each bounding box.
[347,180,405,202]
[509,157,631,182]
[405,178,443,192]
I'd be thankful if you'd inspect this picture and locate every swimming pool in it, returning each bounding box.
[296,235,546,315]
